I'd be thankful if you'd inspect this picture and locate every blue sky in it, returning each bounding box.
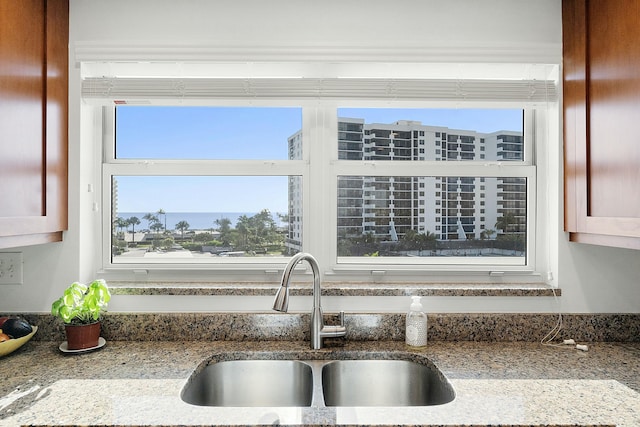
[340,108,522,134]
[116,106,301,160]
[115,106,522,213]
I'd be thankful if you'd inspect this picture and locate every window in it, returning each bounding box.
[93,62,557,282]
[105,106,305,266]
[331,108,530,264]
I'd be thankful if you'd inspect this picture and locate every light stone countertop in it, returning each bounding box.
[0,340,638,427]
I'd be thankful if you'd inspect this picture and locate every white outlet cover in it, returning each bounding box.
[0,252,23,285]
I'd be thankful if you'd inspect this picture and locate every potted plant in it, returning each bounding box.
[51,279,111,350]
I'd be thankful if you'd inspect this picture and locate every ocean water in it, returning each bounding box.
[116,212,286,231]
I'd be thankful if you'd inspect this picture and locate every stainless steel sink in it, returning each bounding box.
[181,360,313,407]
[181,357,454,408]
[321,359,455,407]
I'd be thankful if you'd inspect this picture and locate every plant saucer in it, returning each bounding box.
[59,337,106,354]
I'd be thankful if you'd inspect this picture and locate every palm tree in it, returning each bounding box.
[480,228,496,240]
[401,229,419,250]
[156,208,167,232]
[495,212,516,235]
[235,215,250,249]
[127,216,141,243]
[149,220,163,235]
[416,231,437,250]
[175,220,190,240]
[143,213,158,232]
[215,217,232,246]
[114,217,128,239]
[277,212,289,226]
[401,229,437,251]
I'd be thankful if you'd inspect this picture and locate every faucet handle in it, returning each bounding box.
[320,311,347,339]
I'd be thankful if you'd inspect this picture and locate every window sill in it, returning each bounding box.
[109,282,559,297]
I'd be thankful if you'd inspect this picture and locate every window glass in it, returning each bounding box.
[111,176,298,262]
[334,176,526,261]
[115,106,302,160]
[324,108,527,263]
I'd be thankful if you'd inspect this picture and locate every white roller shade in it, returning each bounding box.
[82,77,557,104]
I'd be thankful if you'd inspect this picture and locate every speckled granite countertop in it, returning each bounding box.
[0,340,638,427]
[108,281,560,297]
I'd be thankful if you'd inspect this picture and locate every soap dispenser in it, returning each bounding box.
[405,296,427,347]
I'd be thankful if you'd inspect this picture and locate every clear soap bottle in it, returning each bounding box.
[405,296,427,347]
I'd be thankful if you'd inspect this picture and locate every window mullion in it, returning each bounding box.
[304,105,337,272]
[324,107,339,273]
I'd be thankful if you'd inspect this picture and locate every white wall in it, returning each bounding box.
[1,0,638,315]
[69,0,560,53]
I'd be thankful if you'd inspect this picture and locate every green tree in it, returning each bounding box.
[160,236,174,250]
[348,232,378,256]
[480,228,496,240]
[143,213,159,232]
[156,208,167,232]
[337,230,354,256]
[400,229,437,251]
[235,216,249,249]
[277,212,289,225]
[127,216,141,242]
[215,217,232,246]
[359,232,377,245]
[114,217,128,238]
[175,220,190,240]
[150,220,163,234]
[415,230,437,250]
[401,229,419,249]
[495,212,517,235]
[234,209,283,253]
[194,232,214,243]
[148,220,164,249]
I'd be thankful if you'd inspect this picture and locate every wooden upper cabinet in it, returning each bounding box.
[0,0,69,249]
[563,0,640,250]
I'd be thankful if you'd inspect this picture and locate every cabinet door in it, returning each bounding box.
[563,0,640,249]
[0,0,68,248]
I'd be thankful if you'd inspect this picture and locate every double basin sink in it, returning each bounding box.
[181,356,455,407]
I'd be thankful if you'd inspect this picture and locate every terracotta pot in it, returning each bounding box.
[65,322,101,350]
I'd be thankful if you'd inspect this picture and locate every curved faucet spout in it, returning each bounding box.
[272,252,346,349]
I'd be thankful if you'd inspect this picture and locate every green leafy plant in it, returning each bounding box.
[51,280,111,325]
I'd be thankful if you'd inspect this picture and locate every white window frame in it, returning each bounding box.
[307,103,538,277]
[92,63,557,284]
[101,102,309,273]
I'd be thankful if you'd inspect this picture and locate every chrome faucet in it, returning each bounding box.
[272,252,346,349]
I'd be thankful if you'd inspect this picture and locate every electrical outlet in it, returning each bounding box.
[0,253,23,285]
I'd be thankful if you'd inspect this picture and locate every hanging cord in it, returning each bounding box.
[541,285,564,347]
[541,285,589,351]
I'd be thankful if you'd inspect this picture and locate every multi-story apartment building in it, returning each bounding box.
[285,118,525,255]
[285,132,304,254]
